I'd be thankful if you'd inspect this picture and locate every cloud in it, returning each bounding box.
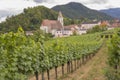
[33,0,44,3]
[0,17,7,23]
[105,5,115,9]
[0,10,10,18]
[33,0,108,5]
[90,0,108,4]
[0,9,23,18]
[0,0,120,23]
[0,0,36,10]
[0,0,120,19]
[0,9,22,23]
[0,0,37,22]
[83,0,108,5]
[33,0,56,3]
[0,0,119,10]
[32,0,110,9]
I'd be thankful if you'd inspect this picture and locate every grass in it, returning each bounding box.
[58,42,108,80]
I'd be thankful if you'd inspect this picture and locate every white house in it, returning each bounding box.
[78,29,87,35]
[63,25,80,36]
[81,21,101,30]
[25,31,33,36]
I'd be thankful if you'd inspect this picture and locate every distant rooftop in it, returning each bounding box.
[41,19,62,30]
[82,21,100,24]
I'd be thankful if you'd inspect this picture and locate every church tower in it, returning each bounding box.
[57,11,64,27]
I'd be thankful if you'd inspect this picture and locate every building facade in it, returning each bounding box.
[81,21,101,30]
[40,12,104,37]
[40,11,74,37]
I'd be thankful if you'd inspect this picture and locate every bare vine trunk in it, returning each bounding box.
[55,66,58,80]
[47,69,50,80]
[35,71,38,80]
[62,64,64,75]
[41,71,44,80]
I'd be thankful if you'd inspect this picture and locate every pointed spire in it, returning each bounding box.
[58,11,63,18]
[58,11,64,27]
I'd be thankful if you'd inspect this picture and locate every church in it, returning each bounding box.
[40,11,64,37]
[40,11,80,37]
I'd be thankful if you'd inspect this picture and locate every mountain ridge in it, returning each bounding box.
[100,8,120,19]
[52,2,113,20]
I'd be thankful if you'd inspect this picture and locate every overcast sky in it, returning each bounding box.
[0,0,120,11]
[0,0,120,22]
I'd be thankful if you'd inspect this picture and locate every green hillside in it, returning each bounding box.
[0,6,58,32]
[52,2,113,20]
[0,5,82,32]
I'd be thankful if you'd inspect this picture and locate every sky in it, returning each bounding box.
[0,0,120,22]
[0,0,120,11]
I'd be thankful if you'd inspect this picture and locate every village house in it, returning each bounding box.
[79,29,87,35]
[76,24,86,34]
[76,21,101,34]
[25,31,33,36]
[110,19,120,28]
[63,25,79,36]
[100,20,110,27]
[40,11,80,37]
[80,21,101,30]
[102,19,120,30]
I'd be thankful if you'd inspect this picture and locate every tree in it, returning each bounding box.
[87,25,107,33]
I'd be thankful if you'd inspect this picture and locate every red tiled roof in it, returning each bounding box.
[41,19,62,30]
[64,25,78,30]
[82,21,100,24]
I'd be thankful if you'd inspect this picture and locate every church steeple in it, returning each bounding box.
[57,11,64,27]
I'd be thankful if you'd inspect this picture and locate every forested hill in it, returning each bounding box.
[100,8,120,19]
[0,6,58,32]
[52,2,113,20]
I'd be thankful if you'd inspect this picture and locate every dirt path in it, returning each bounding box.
[59,43,108,80]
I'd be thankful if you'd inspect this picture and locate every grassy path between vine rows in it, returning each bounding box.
[59,42,108,80]
[30,42,108,80]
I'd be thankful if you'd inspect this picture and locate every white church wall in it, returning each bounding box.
[40,26,49,33]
